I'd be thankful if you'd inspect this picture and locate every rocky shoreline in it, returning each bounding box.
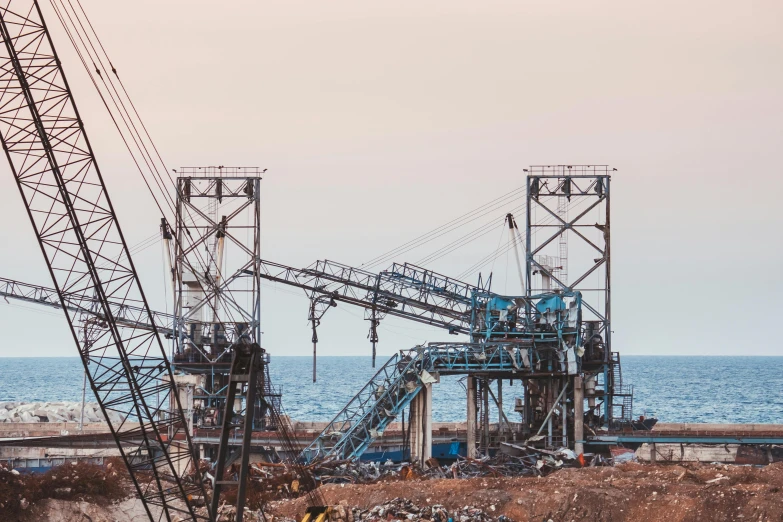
[0,401,123,425]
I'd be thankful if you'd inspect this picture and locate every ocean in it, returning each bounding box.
[1,356,781,425]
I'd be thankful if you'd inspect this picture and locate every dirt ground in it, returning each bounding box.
[16,498,156,522]
[6,462,783,521]
[267,462,783,521]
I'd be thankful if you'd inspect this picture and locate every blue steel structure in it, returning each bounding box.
[300,286,586,462]
[290,166,625,463]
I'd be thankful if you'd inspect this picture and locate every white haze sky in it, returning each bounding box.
[0,0,781,358]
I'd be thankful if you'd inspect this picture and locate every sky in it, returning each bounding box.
[0,0,781,358]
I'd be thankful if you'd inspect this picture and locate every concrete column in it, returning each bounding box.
[409,390,422,464]
[466,376,477,458]
[482,379,490,454]
[423,383,432,463]
[408,384,432,465]
[497,380,504,432]
[574,376,585,455]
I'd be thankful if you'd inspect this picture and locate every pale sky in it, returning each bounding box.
[0,0,781,357]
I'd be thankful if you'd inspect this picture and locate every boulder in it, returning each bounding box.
[85,409,101,423]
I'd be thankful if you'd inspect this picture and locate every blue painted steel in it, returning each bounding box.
[301,287,585,463]
[535,295,565,314]
[300,352,426,463]
[590,436,783,445]
[359,442,464,463]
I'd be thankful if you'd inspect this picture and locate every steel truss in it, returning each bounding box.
[0,276,175,335]
[525,165,623,424]
[302,334,586,463]
[210,343,263,521]
[257,259,488,334]
[0,2,207,520]
[301,350,425,462]
[171,172,262,366]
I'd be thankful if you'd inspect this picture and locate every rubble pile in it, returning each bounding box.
[0,460,128,516]
[309,445,593,486]
[0,401,124,424]
[267,462,783,522]
[347,498,509,522]
[212,444,595,506]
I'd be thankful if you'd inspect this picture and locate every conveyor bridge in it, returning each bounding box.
[300,342,566,463]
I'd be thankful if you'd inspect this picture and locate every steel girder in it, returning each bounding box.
[0,277,175,336]
[301,337,578,463]
[256,259,480,335]
[300,351,425,462]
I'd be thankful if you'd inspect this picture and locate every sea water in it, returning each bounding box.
[0,356,781,424]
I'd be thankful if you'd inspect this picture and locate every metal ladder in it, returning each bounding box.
[611,351,623,388]
[622,390,634,421]
[301,349,427,462]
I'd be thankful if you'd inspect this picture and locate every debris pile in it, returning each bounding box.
[0,401,124,424]
[0,460,128,515]
[347,498,509,522]
[206,444,600,511]
[267,462,783,522]
[309,444,597,486]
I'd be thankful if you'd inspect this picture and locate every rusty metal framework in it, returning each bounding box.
[170,171,263,366]
[0,2,207,519]
[525,165,629,427]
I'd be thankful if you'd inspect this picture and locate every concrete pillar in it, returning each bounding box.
[574,376,584,455]
[409,390,422,464]
[562,394,567,447]
[482,379,490,454]
[466,376,477,458]
[497,380,504,431]
[423,383,432,463]
[650,443,657,463]
[408,384,432,465]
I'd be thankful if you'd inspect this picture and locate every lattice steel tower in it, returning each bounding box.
[526,165,628,427]
[164,167,278,449]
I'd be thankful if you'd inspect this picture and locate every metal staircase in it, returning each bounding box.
[610,352,634,422]
[301,349,428,462]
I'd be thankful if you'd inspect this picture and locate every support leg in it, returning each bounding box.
[409,389,423,465]
[482,378,490,454]
[467,376,477,458]
[423,383,432,462]
[574,376,585,455]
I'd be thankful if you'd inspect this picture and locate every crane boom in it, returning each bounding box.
[0,276,175,336]
[256,258,489,335]
[0,2,207,520]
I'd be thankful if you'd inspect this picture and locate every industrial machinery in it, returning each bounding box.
[3,166,623,467]
[163,167,281,451]
[244,166,623,463]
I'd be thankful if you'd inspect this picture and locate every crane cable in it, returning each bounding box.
[47,0,244,327]
[458,194,592,280]
[362,186,525,269]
